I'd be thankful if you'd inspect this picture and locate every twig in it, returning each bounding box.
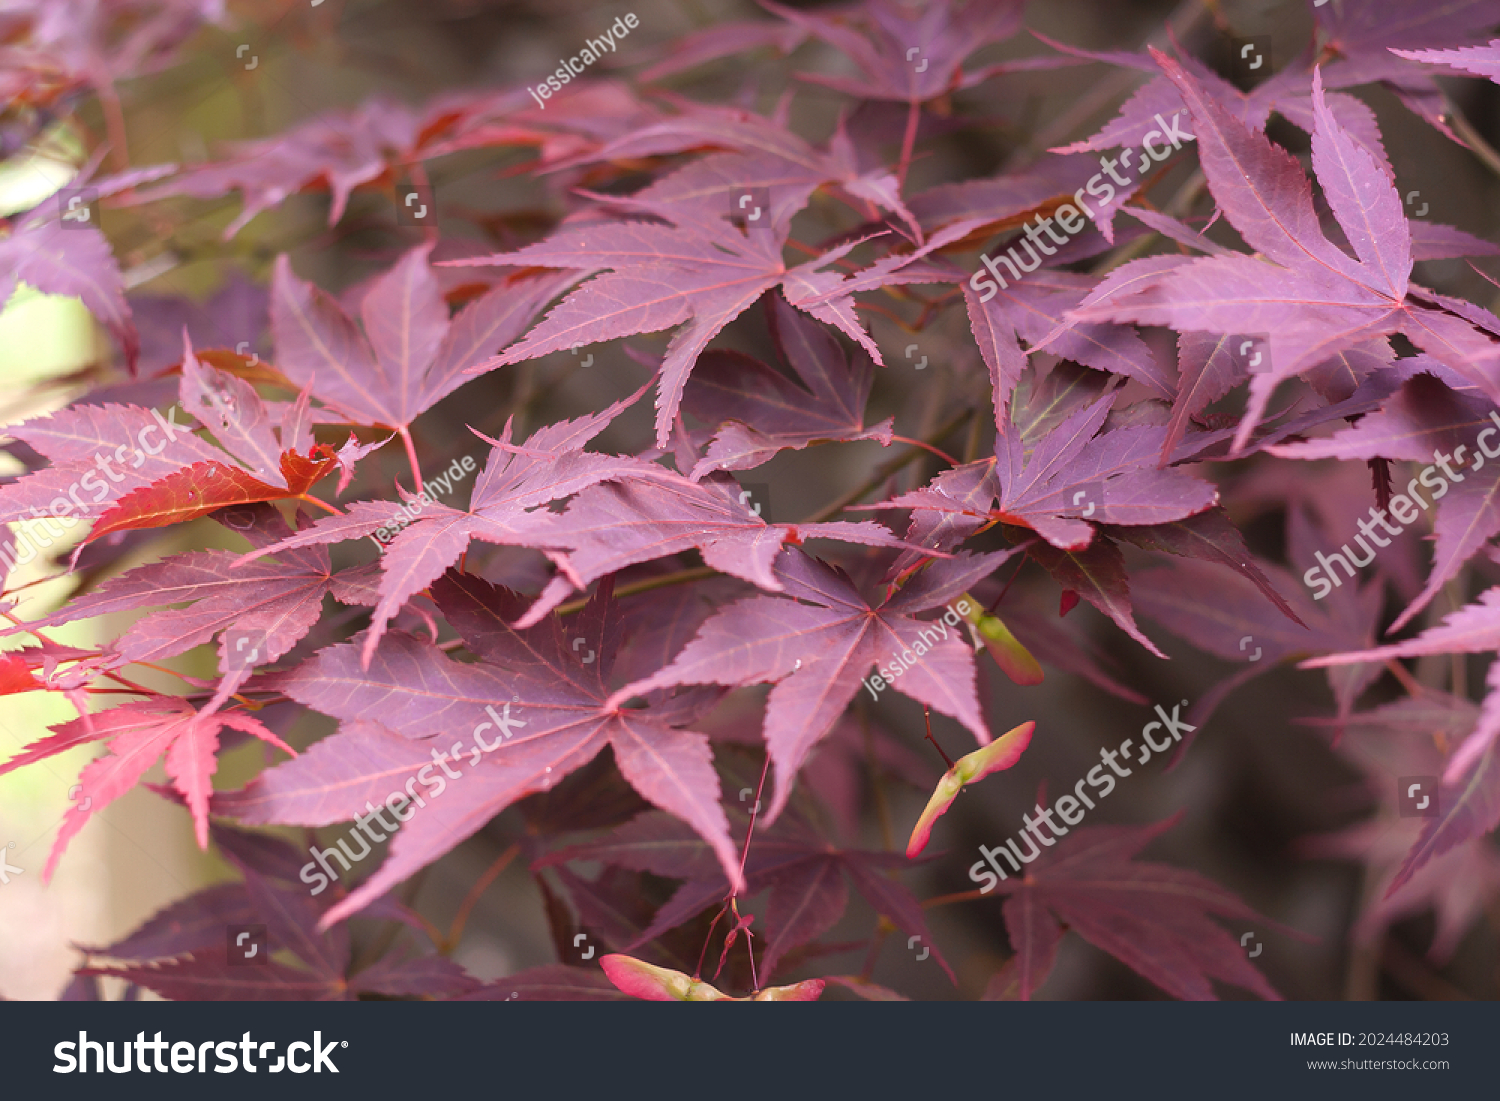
[295,494,343,517]
[1091,169,1206,275]
[922,888,989,909]
[890,434,959,466]
[555,565,716,617]
[1381,939,1472,1001]
[693,754,770,985]
[1383,659,1426,698]
[897,97,921,191]
[397,425,425,495]
[861,700,895,852]
[95,80,131,172]
[801,409,972,523]
[443,842,520,954]
[1446,99,1500,183]
[922,706,956,770]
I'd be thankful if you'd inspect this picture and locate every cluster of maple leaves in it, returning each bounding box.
[3,0,1500,1002]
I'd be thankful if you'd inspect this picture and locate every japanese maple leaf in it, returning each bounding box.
[74,340,340,551]
[779,218,991,356]
[81,859,477,1001]
[1047,0,1500,160]
[540,808,955,982]
[515,464,925,628]
[1065,58,1500,453]
[449,164,955,445]
[1311,815,1500,963]
[0,652,40,695]
[1133,505,1383,736]
[1393,39,1500,81]
[0,214,136,362]
[0,160,174,370]
[880,368,1216,544]
[908,148,1150,247]
[1105,218,1417,466]
[987,813,1283,1001]
[1,504,352,714]
[1305,589,1500,790]
[0,634,98,700]
[876,384,1212,552]
[1315,0,1500,136]
[0,0,223,109]
[605,546,1024,822]
[132,273,270,380]
[864,385,1218,654]
[963,259,1175,428]
[1270,370,1500,630]
[682,295,894,477]
[271,243,573,434]
[215,572,745,927]
[417,82,668,168]
[0,696,294,875]
[1301,692,1500,952]
[637,19,809,82]
[1386,719,1500,897]
[127,84,667,237]
[131,97,421,239]
[1042,36,1397,171]
[0,399,243,535]
[986,390,1219,548]
[232,385,671,666]
[570,105,922,240]
[761,0,1071,103]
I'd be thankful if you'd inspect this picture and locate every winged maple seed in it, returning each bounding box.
[906,720,1035,858]
[957,599,1044,686]
[600,954,824,1001]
